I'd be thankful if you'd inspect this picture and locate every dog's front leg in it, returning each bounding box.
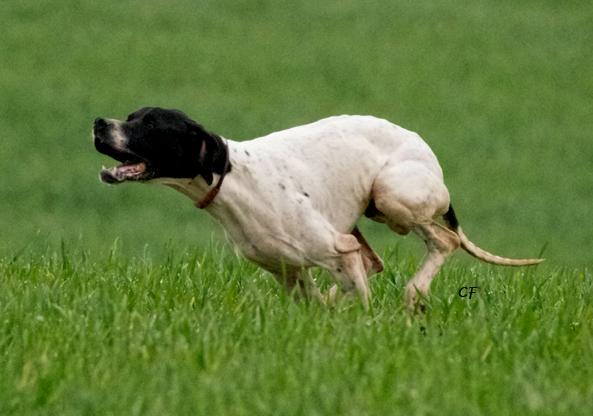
[327,234,372,310]
[273,268,324,303]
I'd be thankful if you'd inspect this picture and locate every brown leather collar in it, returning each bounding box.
[195,140,230,209]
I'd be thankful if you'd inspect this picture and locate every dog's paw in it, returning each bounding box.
[405,284,428,314]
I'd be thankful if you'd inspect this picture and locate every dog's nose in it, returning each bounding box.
[94,117,109,133]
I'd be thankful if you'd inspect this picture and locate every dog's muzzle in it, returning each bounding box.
[94,118,150,184]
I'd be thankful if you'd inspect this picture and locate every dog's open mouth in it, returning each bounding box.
[95,138,153,184]
[100,160,149,184]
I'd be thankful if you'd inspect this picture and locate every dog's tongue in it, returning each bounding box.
[100,162,146,183]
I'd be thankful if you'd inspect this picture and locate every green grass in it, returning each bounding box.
[1,246,592,415]
[1,0,593,414]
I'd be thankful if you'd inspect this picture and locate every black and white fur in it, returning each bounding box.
[94,107,543,311]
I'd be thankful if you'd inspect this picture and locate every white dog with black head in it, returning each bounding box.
[94,107,542,311]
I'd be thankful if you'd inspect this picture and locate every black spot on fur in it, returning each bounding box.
[302,192,309,197]
[244,150,250,157]
[279,183,286,190]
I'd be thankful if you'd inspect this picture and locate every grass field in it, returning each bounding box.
[1,0,592,414]
[1,247,592,415]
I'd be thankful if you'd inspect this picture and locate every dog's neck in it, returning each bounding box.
[156,137,232,208]
[195,138,230,209]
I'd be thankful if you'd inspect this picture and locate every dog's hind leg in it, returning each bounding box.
[405,222,460,312]
[371,161,459,311]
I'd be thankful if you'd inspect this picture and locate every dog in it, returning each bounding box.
[93,107,543,311]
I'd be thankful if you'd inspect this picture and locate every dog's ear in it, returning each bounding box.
[187,119,219,185]
[197,137,214,185]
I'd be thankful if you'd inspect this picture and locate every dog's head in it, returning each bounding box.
[94,107,225,185]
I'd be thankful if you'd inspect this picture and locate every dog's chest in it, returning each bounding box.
[209,184,329,268]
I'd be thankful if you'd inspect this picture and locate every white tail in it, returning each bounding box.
[443,205,544,267]
[457,227,544,266]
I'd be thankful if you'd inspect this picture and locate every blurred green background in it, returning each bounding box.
[1,0,591,264]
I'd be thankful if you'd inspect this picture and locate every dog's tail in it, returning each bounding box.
[443,205,544,266]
